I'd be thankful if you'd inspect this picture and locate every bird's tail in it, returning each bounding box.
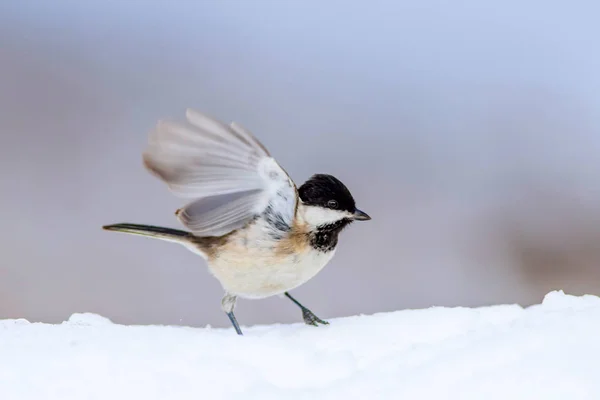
[102,223,192,244]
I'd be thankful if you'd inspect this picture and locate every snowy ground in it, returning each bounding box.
[1,291,599,399]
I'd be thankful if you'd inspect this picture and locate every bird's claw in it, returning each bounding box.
[302,308,329,326]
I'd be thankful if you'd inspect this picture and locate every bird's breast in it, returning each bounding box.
[206,219,336,298]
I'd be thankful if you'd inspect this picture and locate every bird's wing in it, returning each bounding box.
[143,109,297,237]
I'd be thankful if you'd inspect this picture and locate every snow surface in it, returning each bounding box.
[1,291,600,399]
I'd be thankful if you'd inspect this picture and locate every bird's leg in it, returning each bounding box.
[284,292,329,326]
[221,293,243,335]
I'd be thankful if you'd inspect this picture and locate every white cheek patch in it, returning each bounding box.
[302,205,352,227]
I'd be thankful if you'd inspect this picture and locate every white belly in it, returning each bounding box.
[206,223,336,299]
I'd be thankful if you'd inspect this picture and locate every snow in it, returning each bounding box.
[2,291,600,399]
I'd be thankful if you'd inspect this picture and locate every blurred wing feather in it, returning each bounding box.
[143,109,296,237]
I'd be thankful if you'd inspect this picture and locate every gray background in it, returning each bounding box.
[2,0,600,328]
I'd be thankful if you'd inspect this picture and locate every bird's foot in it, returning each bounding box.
[301,307,329,326]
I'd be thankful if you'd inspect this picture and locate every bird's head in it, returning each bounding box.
[298,174,370,230]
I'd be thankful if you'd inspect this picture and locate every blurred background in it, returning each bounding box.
[2,0,600,328]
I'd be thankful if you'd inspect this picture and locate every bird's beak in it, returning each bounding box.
[353,209,371,221]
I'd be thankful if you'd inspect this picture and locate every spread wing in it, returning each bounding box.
[142,109,297,237]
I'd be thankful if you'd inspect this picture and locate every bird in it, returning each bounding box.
[103,109,371,335]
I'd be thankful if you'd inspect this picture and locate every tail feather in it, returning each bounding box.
[102,223,191,243]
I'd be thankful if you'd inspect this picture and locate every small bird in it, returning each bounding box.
[103,109,371,335]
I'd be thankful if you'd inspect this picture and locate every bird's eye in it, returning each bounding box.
[327,200,338,209]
